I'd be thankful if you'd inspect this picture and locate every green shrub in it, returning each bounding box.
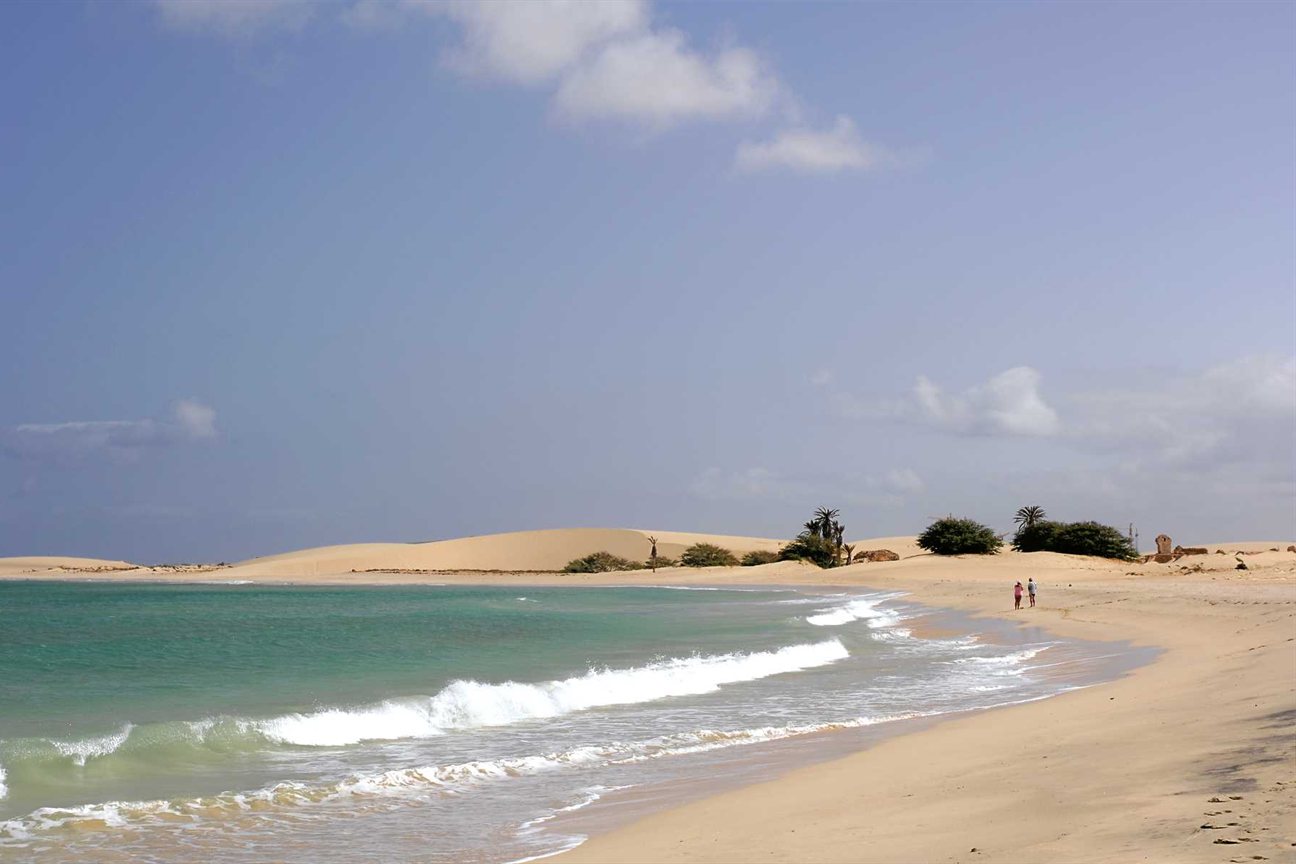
[1011,520,1062,553]
[1053,521,1139,560]
[917,517,1003,555]
[740,549,780,566]
[679,543,739,567]
[563,551,641,573]
[1012,520,1137,560]
[778,533,839,568]
[645,556,677,568]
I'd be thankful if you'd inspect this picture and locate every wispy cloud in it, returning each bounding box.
[736,116,893,174]
[152,0,314,39]
[432,0,647,85]
[553,31,777,128]
[162,0,905,170]
[1,400,219,465]
[421,0,903,162]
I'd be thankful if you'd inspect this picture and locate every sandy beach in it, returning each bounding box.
[3,531,1293,863]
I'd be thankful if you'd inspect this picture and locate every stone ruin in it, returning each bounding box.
[853,549,899,563]
[1145,534,1179,564]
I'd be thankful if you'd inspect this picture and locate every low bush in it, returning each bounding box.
[1011,520,1062,553]
[778,533,839,568]
[645,556,677,568]
[563,551,641,573]
[1012,520,1137,560]
[917,517,1003,555]
[679,543,739,567]
[1054,521,1139,560]
[740,549,780,566]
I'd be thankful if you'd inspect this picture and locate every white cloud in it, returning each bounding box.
[436,0,647,84]
[554,31,777,127]
[1062,354,1295,468]
[1,400,219,464]
[174,399,218,439]
[153,0,313,38]
[915,366,1061,437]
[360,1,778,129]
[828,354,1293,482]
[736,116,888,174]
[159,0,908,171]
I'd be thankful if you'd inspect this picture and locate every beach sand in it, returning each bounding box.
[3,531,1293,862]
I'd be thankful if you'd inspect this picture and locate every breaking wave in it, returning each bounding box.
[0,640,851,767]
[255,639,850,746]
[0,711,929,844]
[805,594,907,629]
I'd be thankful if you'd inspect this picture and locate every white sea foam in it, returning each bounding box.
[255,639,849,747]
[806,594,906,628]
[0,711,935,844]
[51,725,132,766]
[0,763,7,800]
[951,646,1049,669]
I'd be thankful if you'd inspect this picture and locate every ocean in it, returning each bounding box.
[0,581,1146,863]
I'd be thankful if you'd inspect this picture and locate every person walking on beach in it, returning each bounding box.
[1013,581,1024,610]
[1027,577,1037,608]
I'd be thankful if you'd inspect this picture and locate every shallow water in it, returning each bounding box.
[0,581,1149,863]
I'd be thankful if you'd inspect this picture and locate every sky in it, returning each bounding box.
[1,0,1293,563]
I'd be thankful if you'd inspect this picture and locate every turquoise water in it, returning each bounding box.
[0,581,1139,863]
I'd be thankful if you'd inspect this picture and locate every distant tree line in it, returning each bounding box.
[563,504,1138,573]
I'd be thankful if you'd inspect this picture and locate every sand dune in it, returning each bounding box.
[0,556,138,576]
[3,533,1289,582]
[218,528,784,577]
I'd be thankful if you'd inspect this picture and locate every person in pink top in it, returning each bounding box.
[1013,580,1024,610]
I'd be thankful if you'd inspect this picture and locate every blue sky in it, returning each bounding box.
[2,1,1293,562]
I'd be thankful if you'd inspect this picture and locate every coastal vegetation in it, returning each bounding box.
[778,533,840,568]
[917,517,1003,555]
[740,550,779,566]
[778,506,849,568]
[1012,518,1139,560]
[563,551,640,573]
[1013,505,1047,530]
[680,543,739,567]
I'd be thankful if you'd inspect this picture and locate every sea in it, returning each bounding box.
[0,580,1150,863]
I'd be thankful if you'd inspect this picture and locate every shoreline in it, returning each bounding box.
[535,595,1155,863]
[3,541,1293,862]
[553,561,1295,863]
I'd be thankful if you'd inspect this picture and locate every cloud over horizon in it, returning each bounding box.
[1,400,219,465]
[828,356,1295,462]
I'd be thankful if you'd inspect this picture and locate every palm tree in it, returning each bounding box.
[1013,506,1046,530]
[803,520,821,537]
[812,507,840,539]
[843,543,856,565]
